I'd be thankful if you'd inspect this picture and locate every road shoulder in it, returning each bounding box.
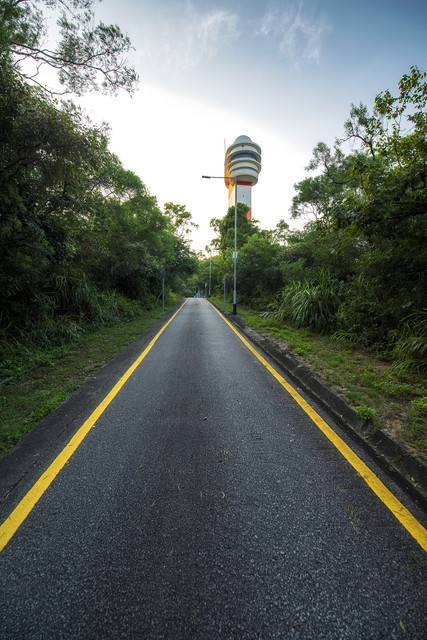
[0,302,184,505]
[220,307,427,512]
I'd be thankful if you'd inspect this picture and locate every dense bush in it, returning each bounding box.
[392,310,427,374]
[261,270,345,333]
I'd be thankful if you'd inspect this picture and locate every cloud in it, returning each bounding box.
[140,2,239,72]
[255,0,331,65]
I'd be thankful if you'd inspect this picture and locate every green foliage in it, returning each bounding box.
[290,66,427,348]
[0,7,196,358]
[262,269,345,333]
[0,286,143,380]
[0,73,157,331]
[237,234,283,301]
[407,397,427,451]
[278,224,362,288]
[291,157,357,222]
[392,310,427,374]
[356,404,378,423]
[164,202,199,243]
[0,0,138,95]
[210,202,256,254]
[208,66,426,363]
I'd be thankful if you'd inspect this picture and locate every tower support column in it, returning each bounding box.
[228,182,253,219]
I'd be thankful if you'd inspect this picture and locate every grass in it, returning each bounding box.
[211,296,426,459]
[2,295,426,460]
[0,297,179,456]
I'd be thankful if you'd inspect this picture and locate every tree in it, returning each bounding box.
[270,219,290,244]
[291,173,347,222]
[0,0,138,95]
[163,202,198,243]
[341,102,384,159]
[0,73,112,325]
[237,234,282,300]
[210,203,257,255]
[308,66,427,240]
[96,193,168,301]
[290,66,427,342]
[0,1,201,342]
[0,67,193,325]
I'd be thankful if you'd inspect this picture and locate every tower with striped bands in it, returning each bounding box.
[224,135,261,220]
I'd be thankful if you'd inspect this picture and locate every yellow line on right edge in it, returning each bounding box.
[209,301,427,552]
[0,299,188,553]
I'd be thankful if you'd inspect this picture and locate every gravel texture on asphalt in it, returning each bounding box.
[0,299,426,639]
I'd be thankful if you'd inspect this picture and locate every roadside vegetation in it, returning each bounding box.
[0,3,425,459]
[210,297,426,458]
[0,1,196,453]
[0,297,179,456]
[192,66,427,458]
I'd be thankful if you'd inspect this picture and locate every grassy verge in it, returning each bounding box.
[0,298,179,456]
[211,297,426,459]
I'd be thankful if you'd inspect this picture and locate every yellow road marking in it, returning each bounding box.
[209,301,427,552]
[0,300,187,553]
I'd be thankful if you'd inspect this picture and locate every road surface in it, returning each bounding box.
[0,298,426,639]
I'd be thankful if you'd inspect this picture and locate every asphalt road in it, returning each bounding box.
[0,298,426,639]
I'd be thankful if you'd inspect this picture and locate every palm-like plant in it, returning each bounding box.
[262,269,344,333]
[393,310,427,373]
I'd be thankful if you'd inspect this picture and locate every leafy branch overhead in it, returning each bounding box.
[1,0,139,94]
[163,202,199,243]
[292,65,427,239]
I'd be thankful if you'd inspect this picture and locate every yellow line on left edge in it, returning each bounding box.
[0,300,188,553]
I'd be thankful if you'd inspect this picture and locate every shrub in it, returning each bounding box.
[355,404,377,422]
[406,396,427,452]
[392,310,427,374]
[262,269,345,333]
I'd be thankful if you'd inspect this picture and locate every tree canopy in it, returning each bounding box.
[0,0,197,348]
[199,67,425,361]
[0,0,138,94]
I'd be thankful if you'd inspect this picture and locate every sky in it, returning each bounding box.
[73,0,427,253]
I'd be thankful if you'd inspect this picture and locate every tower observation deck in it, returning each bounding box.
[224,135,261,220]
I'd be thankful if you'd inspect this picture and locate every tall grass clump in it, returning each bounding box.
[392,310,427,374]
[262,269,345,333]
[0,279,145,382]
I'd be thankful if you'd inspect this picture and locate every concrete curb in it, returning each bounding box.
[221,308,427,512]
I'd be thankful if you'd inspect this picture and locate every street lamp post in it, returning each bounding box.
[202,175,238,315]
[205,245,212,297]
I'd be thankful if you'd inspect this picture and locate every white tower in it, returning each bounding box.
[224,135,261,220]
